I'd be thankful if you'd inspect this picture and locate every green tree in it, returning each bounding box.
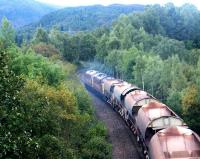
[0,44,25,158]
[118,48,139,80]
[105,50,122,77]
[0,17,15,48]
[107,36,121,50]
[188,49,200,65]
[166,89,182,115]
[8,47,65,85]
[62,35,80,62]
[95,34,109,62]
[182,85,200,133]
[79,33,97,61]
[0,44,23,108]
[33,27,49,44]
[152,37,188,59]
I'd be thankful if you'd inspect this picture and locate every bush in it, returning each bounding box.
[8,46,65,85]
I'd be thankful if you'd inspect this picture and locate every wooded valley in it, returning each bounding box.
[1,2,200,158]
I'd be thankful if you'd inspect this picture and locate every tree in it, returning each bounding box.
[107,36,121,50]
[33,27,49,44]
[118,48,139,80]
[62,35,80,62]
[49,28,66,50]
[95,34,109,62]
[8,47,65,85]
[166,89,182,115]
[152,37,188,59]
[105,50,122,77]
[0,17,15,48]
[159,55,187,100]
[0,43,25,158]
[182,85,200,133]
[31,42,60,58]
[0,44,23,108]
[141,6,165,35]
[120,24,135,49]
[79,33,97,61]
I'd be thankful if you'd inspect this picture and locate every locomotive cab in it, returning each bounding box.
[84,70,99,86]
[92,72,107,93]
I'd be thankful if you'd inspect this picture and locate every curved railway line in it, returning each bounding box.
[87,89,143,159]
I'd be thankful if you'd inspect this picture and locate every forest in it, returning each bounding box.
[1,2,200,159]
[20,4,144,34]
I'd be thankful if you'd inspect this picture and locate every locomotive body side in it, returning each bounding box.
[124,90,157,115]
[102,78,121,99]
[111,82,134,119]
[83,70,99,87]
[92,73,107,93]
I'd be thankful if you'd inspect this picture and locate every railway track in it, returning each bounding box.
[86,89,143,159]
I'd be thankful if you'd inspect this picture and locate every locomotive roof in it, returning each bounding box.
[102,78,123,93]
[136,101,185,138]
[126,90,151,104]
[86,70,99,75]
[159,126,196,136]
[139,101,179,120]
[141,102,171,120]
[93,72,107,79]
[112,82,132,91]
[149,126,200,159]
[103,76,115,80]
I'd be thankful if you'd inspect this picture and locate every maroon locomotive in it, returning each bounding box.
[83,70,200,159]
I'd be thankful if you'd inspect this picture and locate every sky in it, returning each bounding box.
[36,0,200,9]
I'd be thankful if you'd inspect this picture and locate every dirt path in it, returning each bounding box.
[86,89,143,159]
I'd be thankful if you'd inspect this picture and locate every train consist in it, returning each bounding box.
[83,70,200,159]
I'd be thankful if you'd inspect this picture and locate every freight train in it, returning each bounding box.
[83,70,200,159]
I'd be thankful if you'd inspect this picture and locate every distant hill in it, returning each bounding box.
[0,0,58,27]
[21,4,145,32]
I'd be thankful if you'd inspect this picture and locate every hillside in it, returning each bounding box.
[21,4,144,32]
[0,0,57,27]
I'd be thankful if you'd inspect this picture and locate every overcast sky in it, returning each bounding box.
[36,0,200,9]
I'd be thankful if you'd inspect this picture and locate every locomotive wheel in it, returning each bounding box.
[143,150,147,155]
[123,114,126,120]
[131,126,136,134]
[130,125,133,130]
[145,154,149,159]
[136,136,140,143]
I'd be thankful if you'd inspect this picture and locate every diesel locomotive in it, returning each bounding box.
[83,70,200,159]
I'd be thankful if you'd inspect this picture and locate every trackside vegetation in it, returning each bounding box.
[0,17,111,159]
